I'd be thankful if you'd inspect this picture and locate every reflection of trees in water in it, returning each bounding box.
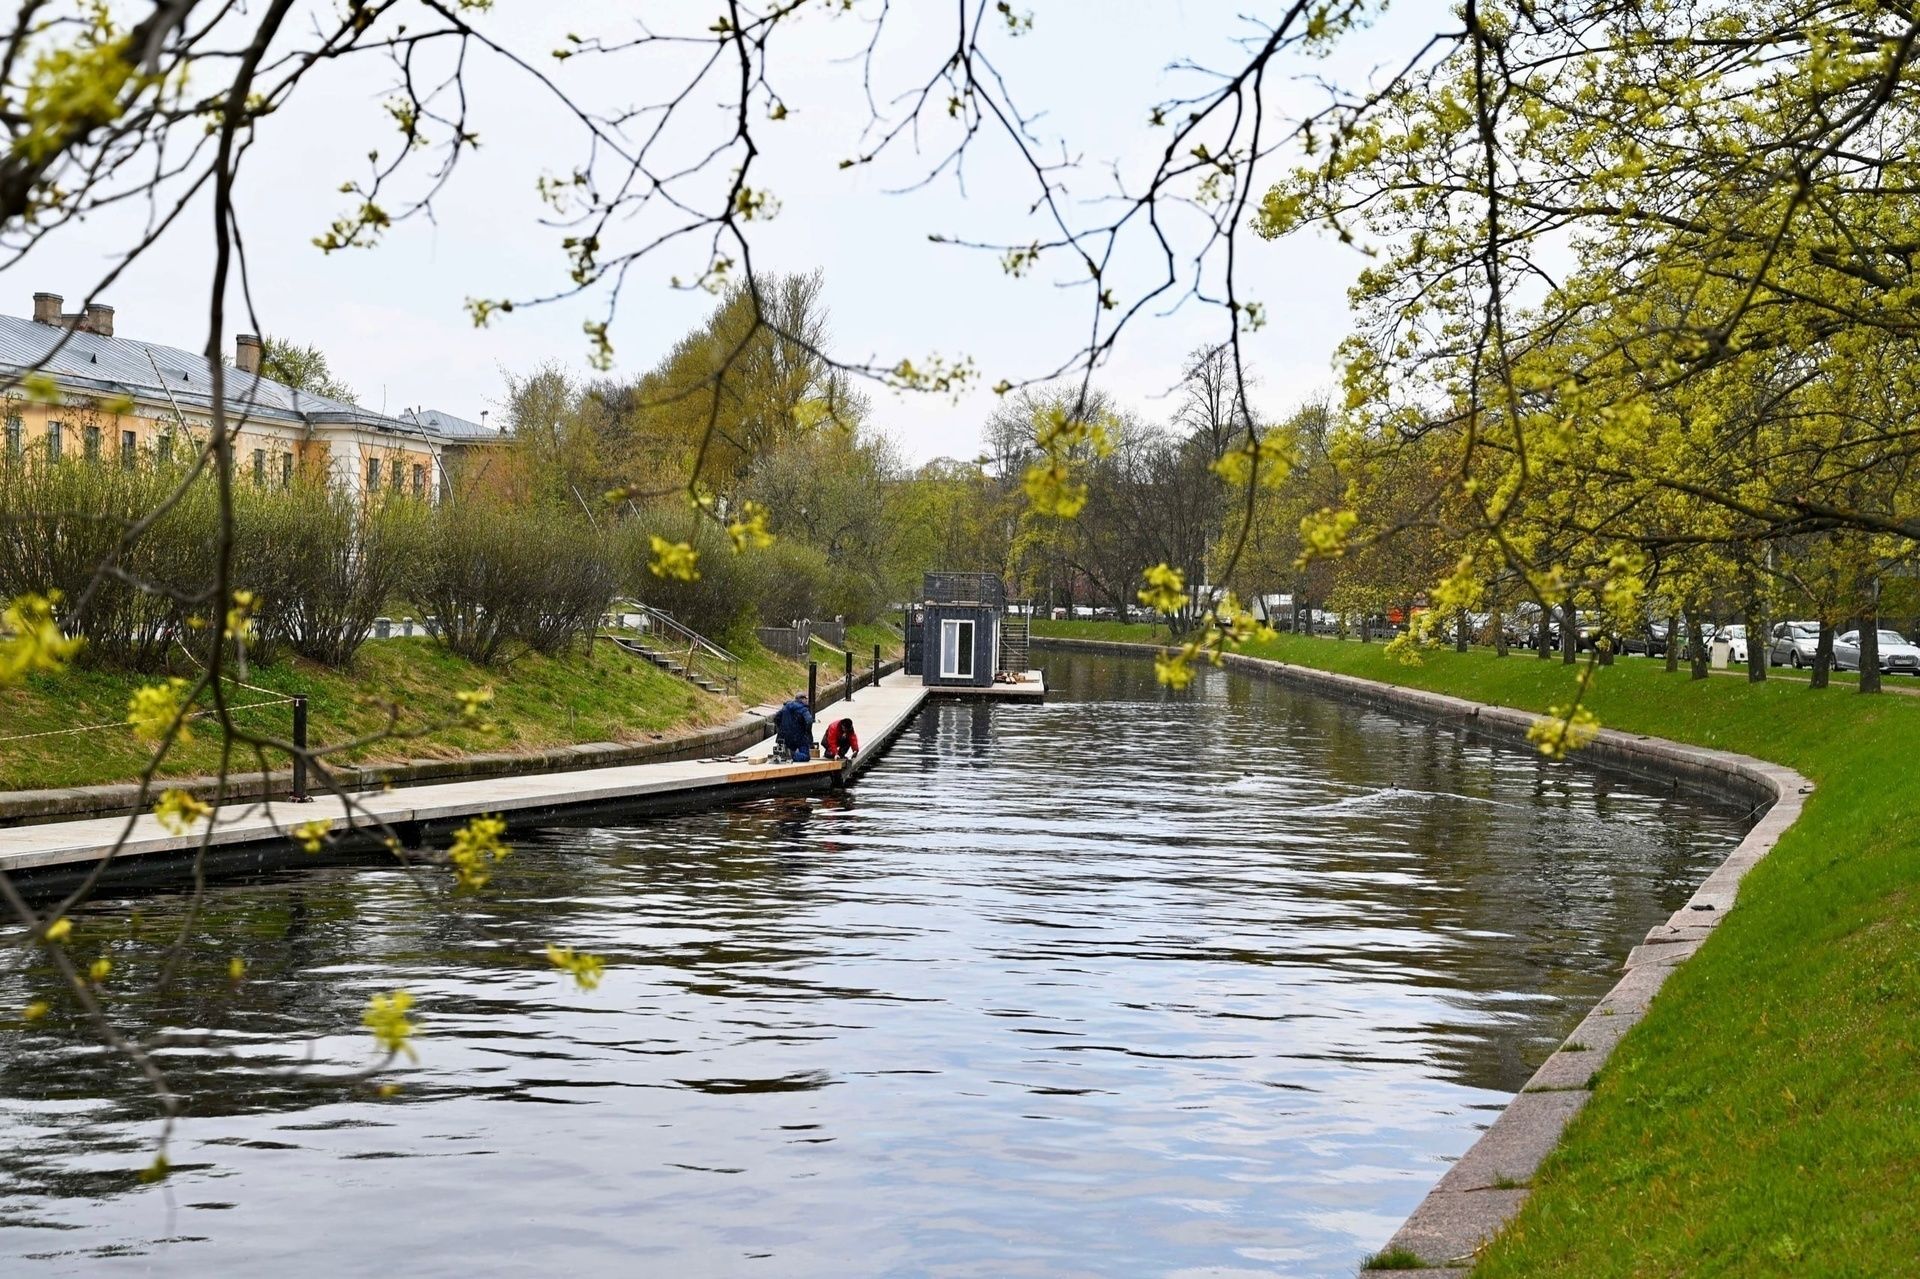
[0,794,874,1208]
[1031,652,1749,1093]
[0,650,1750,1212]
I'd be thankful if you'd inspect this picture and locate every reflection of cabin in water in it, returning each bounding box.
[904,572,1042,697]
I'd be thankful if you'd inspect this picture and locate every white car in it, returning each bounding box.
[1834,629,1920,675]
[1717,623,1748,663]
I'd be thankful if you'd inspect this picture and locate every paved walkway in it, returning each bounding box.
[1707,665,1920,695]
[0,671,932,880]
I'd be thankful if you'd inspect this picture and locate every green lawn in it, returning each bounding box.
[1034,620,1920,1278]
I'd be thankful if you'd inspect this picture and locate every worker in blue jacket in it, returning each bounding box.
[773,693,815,761]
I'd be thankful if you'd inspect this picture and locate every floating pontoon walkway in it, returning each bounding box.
[923,670,1048,700]
[0,670,940,893]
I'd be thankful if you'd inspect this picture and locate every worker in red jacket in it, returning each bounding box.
[823,717,859,760]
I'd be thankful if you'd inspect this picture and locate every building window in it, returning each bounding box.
[940,618,976,680]
[121,429,137,468]
[84,424,101,461]
[389,458,403,492]
[252,448,266,484]
[156,432,173,465]
[48,421,62,461]
[4,413,20,459]
[367,455,382,493]
[411,462,425,498]
[281,451,294,489]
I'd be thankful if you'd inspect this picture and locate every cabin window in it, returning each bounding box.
[121,429,137,467]
[390,458,403,492]
[367,456,382,492]
[4,413,20,458]
[412,462,425,498]
[47,421,61,460]
[156,432,173,465]
[281,452,294,489]
[940,618,976,680]
[84,424,101,460]
[252,448,266,484]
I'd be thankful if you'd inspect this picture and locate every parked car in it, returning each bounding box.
[1769,621,1821,669]
[1501,601,1543,644]
[1567,611,1604,651]
[1834,629,1920,674]
[1718,623,1749,663]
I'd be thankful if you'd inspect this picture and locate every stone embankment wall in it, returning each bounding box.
[1034,637,1811,1275]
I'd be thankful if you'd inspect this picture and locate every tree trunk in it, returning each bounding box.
[1560,601,1578,664]
[1861,584,1882,694]
[1536,610,1552,659]
[1689,616,1708,680]
[1598,633,1614,666]
[1455,611,1469,653]
[1493,601,1508,657]
[1359,613,1371,643]
[1811,621,1833,689]
[1664,612,1680,673]
[1746,608,1768,683]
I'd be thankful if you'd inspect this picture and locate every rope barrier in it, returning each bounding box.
[173,635,288,698]
[0,697,297,745]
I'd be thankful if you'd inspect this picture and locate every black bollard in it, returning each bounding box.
[845,649,854,701]
[873,643,882,689]
[808,660,818,710]
[291,695,311,802]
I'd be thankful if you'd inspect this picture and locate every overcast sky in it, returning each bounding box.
[22,2,1434,463]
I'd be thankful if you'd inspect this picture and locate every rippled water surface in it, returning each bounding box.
[0,651,1752,1276]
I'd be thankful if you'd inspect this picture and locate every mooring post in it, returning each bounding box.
[291,695,311,803]
[873,643,882,689]
[844,649,854,701]
[808,660,818,710]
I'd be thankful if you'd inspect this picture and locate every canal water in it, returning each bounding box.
[0,651,1751,1277]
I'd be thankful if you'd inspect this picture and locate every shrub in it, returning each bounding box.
[618,513,758,644]
[747,539,834,626]
[232,482,429,668]
[0,456,213,671]
[414,501,616,665]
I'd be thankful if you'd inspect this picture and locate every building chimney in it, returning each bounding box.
[235,333,262,376]
[32,292,61,325]
[81,303,113,337]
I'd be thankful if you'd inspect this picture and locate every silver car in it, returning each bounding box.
[1834,628,1920,675]
[1769,621,1821,669]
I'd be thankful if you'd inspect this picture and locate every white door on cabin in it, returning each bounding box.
[940,618,976,680]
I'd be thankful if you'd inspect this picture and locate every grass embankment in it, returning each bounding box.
[0,624,904,793]
[1034,620,1920,1278]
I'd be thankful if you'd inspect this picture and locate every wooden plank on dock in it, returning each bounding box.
[924,670,1047,700]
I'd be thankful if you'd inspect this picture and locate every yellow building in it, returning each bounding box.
[0,292,450,497]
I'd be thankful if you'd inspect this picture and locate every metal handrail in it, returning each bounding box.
[605,600,741,696]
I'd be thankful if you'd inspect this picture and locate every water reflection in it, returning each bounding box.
[0,651,1749,1276]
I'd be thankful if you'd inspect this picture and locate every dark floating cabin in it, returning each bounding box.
[904,572,1044,698]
